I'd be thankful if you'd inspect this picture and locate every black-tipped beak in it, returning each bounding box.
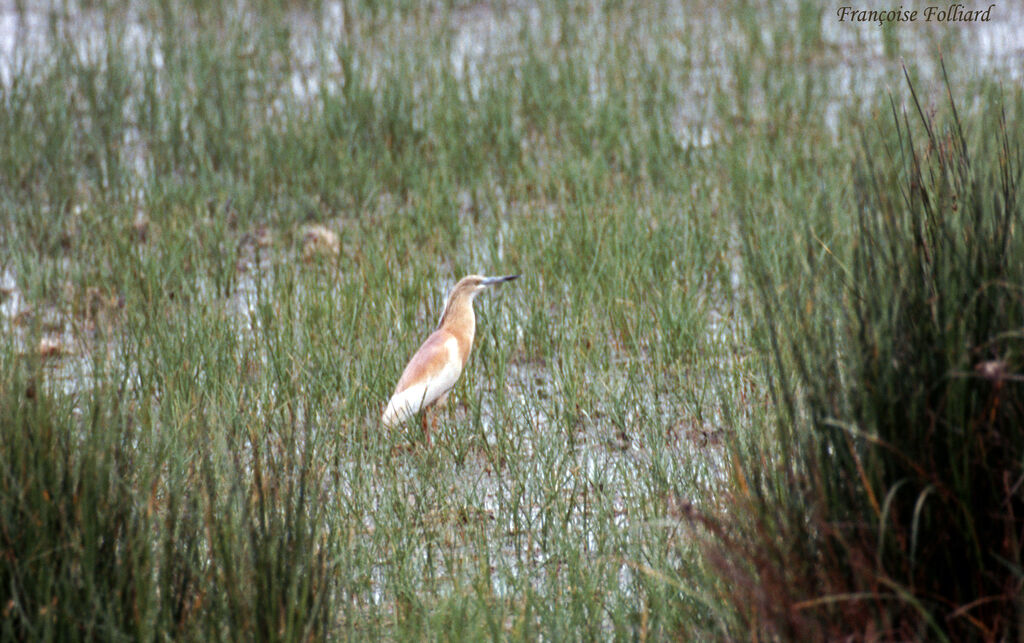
[482,274,520,286]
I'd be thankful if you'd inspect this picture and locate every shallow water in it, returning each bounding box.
[4,1,1021,157]
[3,1,1021,624]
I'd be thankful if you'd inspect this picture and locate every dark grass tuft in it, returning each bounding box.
[711,64,1024,640]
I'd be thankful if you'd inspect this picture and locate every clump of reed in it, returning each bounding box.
[710,65,1024,640]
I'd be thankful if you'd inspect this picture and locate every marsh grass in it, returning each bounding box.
[0,0,1017,639]
[712,66,1024,639]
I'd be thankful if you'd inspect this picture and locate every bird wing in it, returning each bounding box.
[382,330,463,427]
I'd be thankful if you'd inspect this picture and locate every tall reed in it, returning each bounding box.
[714,65,1024,640]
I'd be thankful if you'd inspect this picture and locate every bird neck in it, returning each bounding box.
[438,292,476,360]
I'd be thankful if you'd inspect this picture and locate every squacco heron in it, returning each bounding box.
[382,274,520,437]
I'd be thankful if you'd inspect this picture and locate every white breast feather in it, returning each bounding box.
[382,337,462,427]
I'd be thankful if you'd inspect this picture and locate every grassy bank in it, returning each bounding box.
[1,0,1019,639]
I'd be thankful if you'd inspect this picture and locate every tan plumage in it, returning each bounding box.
[382,274,519,436]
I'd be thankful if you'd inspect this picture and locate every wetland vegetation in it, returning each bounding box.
[1,0,1022,639]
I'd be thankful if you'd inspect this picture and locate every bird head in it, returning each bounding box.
[436,274,520,330]
[452,274,520,299]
